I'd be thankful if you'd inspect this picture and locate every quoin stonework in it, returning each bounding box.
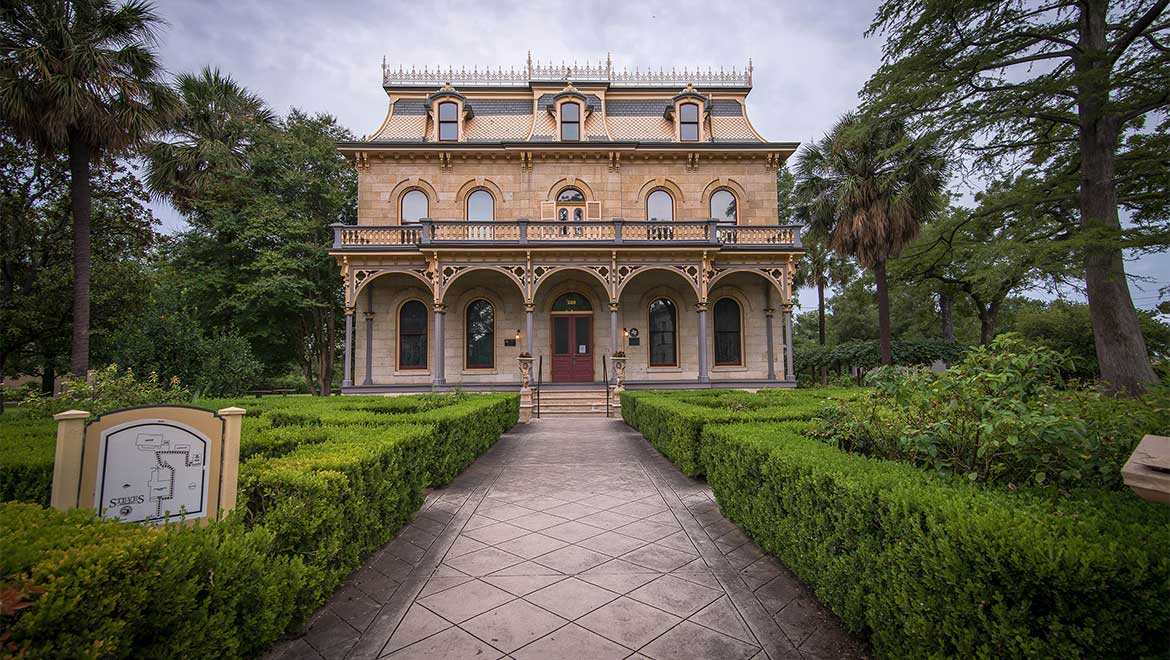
[333,55,802,394]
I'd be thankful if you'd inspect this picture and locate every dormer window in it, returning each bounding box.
[561,102,581,141]
[438,101,459,141]
[680,103,700,141]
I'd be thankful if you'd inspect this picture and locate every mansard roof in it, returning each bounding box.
[363,55,782,146]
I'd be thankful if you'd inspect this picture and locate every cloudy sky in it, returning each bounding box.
[148,0,1166,311]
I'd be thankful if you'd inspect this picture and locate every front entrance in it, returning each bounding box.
[550,292,594,382]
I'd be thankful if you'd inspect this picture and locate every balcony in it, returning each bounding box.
[331,219,802,251]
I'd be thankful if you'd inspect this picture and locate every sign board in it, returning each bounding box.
[52,405,245,525]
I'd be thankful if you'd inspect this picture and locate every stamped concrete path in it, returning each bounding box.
[267,417,868,660]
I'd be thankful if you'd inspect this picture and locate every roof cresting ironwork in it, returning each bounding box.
[381,53,753,88]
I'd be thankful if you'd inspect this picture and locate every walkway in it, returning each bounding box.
[268,418,867,660]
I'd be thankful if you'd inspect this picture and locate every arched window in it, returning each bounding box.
[401,189,428,224]
[710,189,737,224]
[438,101,458,141]
[679,103,700,141]
[647,189,674,222]
[398,300,428,369]
[556,187,585,236]
[561,102,581,141]
[467,189,494,221]
[714,298,742,366]
[649,298,677,367]
[465,299,494,369]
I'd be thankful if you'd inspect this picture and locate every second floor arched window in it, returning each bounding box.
[467,189,494,221]
[647,189,674,222]
[401,189,428,224]
[711,189,737,223]
[438,101,458,141]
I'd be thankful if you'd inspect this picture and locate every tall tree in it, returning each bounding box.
[863,0,1169,393]
[0,0,178,375]
[795,113,947,364]
[793,228,857,382]
[143,66,274,211]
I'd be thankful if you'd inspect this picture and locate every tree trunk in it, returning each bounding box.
[1075,0,1157,394]
[67,128,91,376]
[939,292,955,342]
[817,276,828,385]
[873,260,893,365]
[978,307,998,345]
[41,359,55,394]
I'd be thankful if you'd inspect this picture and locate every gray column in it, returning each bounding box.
[342,311,354,387]
[433,304,446,387]
[765,307,777,381]
[363,312,375,386]
[783,305,795,381]
[525,303,534,354]
[609,302,619,354]
[697,303,710,383]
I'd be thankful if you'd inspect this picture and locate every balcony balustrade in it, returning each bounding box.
[332,219,801,251]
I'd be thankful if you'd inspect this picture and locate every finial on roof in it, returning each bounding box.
[747,58,753,85]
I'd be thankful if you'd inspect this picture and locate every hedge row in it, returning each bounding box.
[620,388,856,476]
[699,422,1170,659]
[0,393,519,660]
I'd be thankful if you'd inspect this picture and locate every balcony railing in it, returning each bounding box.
[332,219,801,250]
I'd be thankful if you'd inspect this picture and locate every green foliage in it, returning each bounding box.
[0,393,519,658]
[811,336,1169,490]
[21,364,191,417]
[700,421,1170,659]
[0,411,55,503]
[621,388,858,476]
[794,337,966,374]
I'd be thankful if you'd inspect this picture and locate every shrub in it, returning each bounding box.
[811,335,1169,490]
[21,364,191,417]
[621,388,857,476]
[0,415,56,503]
[700,422,1170,659]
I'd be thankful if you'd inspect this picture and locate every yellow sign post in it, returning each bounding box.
[50,405,245,524]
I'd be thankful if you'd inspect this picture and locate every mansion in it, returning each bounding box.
[333,56,802,395]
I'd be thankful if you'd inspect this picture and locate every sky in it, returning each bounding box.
[147,0,1167,312]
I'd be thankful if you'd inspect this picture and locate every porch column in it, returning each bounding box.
[525,303,534,354]
[342,310,354,388]
[609,302,619,354]
[765,307,777,381]
[433,304,446,387]
[783,303,795,381]
[363,311,375,386]
[696,302,710,383]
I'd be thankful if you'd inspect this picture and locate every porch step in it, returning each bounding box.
[533,388,614,417]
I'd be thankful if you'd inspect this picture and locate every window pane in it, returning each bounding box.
[649,299,676,366]
[399,300,428,368]
[466,300,494,368]
[574,208,583,222]
[680,103,698,122]
[561,102,580,121]
[711,190,737,223]
[575,316,591,353]
[714,298,742,365]
[715,332,741,365]
[647,190,674,222]
[402,190,428,223]
[401,300,427,333]
[714,298,741,331]
[439,121,457,141]
[561,122,579,141]
[439,102,457,121]
[680,123,698,141]
[552,293,592,312]
[553,317,570,354]
[467,190,493,220]
[557,188,585,202]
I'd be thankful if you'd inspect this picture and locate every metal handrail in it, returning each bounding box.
[602,355,610,418]
[535,355,542,419]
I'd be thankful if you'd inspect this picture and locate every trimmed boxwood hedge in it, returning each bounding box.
[0,393,519,659]
[700,421,1170,659]
[620,388,856,476]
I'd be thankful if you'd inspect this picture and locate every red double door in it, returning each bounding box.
[551,313,594,382]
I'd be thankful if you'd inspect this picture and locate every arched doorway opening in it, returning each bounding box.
[550,292,594,382]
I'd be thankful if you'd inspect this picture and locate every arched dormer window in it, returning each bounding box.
[401,189,428,224]
[467,189,494,221]
[438,101,459,141]
[561,102,581,141]
[710,188,737,223]
[680,103,700,141]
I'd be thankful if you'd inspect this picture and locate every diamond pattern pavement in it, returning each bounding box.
[264,417,868,660]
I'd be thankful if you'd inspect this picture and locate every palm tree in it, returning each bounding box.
[793,227,856,382]
[143,66,273,211]
[795,113,947,365]
[0,0,179,376]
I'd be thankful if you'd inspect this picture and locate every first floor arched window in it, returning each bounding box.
[649,298,677,367]
[465,299,494,369]
[714,298,742,366]
[399,300,427,369]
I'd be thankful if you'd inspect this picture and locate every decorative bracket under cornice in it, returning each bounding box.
[519,151,534,172]
[438,152,454,172]
[686,152,700,172]
[608,151,621,172]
